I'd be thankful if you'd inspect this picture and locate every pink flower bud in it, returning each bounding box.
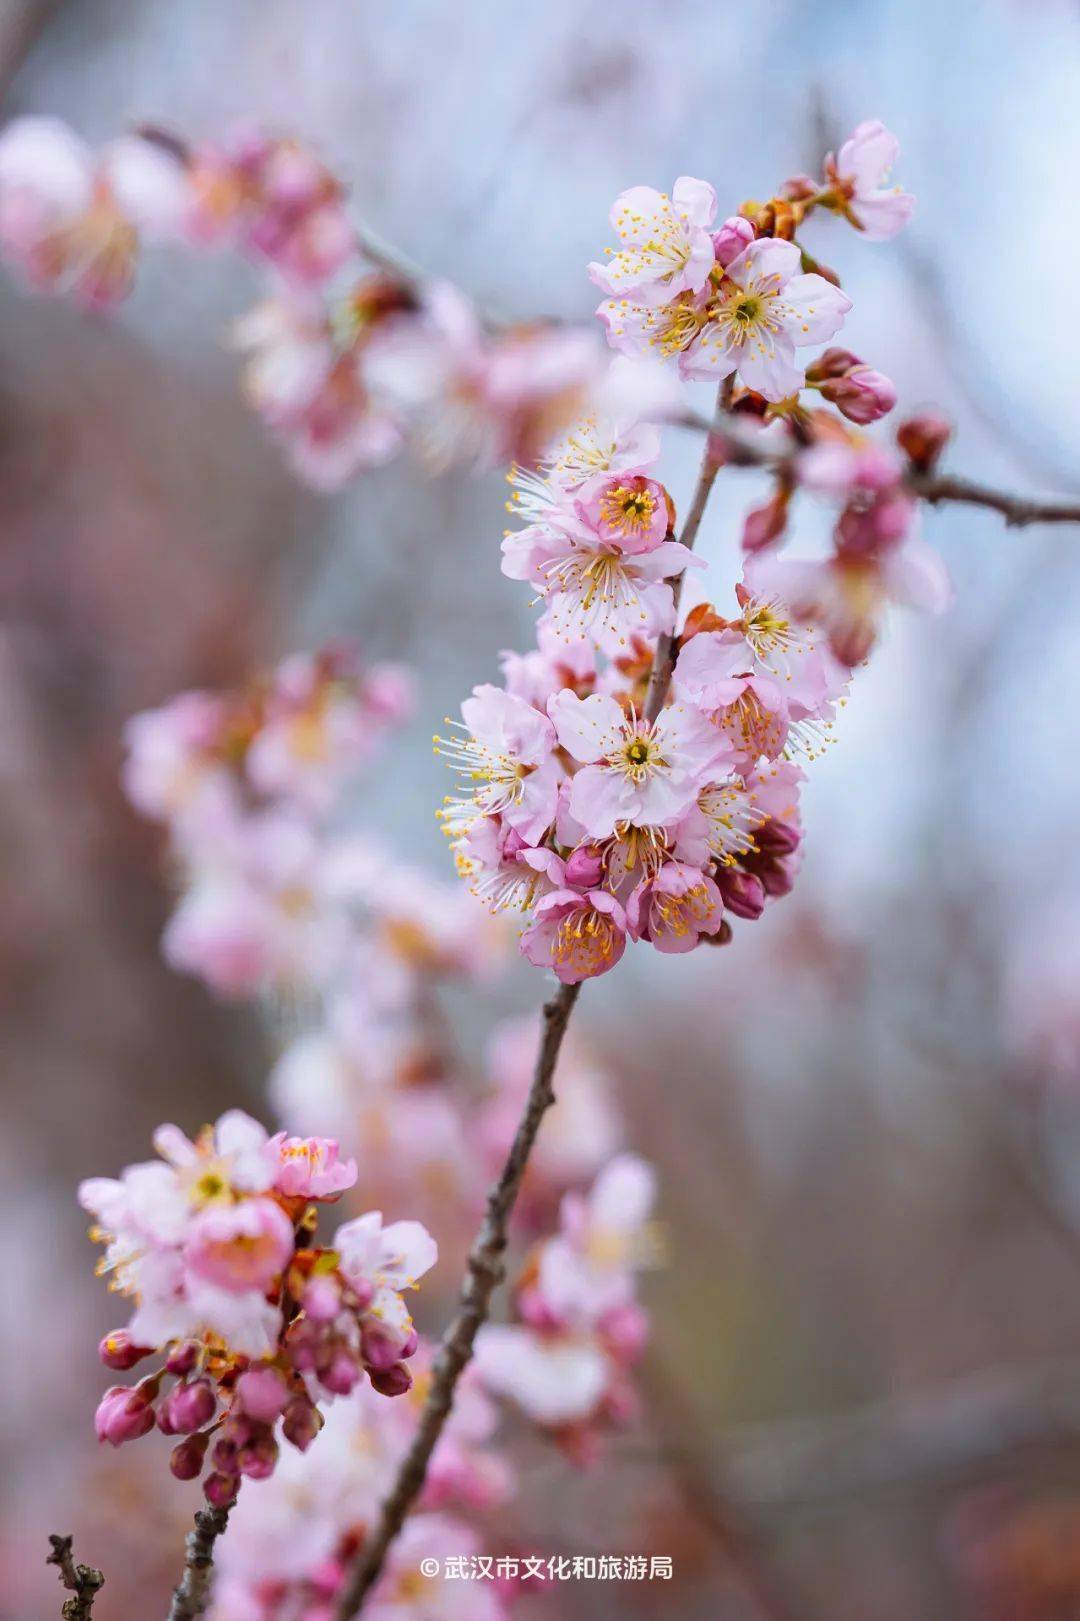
[741,490,789,554]
[302,1276,341,1322]
[94,1386,156,1447]
[164,1379,216,1435]
[369,1362,413,1398]
[237,1433,279,1480]
[757,819,801,857]
[282,1395,323,1452]
[716,868,766,920]
[361,1322,406,1374]
[169,1432,210,1481]
[821,366,897,425]
[165,1342,200,1377]
[211,1437,240,1473]
[564,845,605,888]
[203,1472,239,1509]
[98,1331,154,1372]
[711,215,756,267]
[805,348,862,383]
[321,1349,361,1395]
[236,1367,289,1423]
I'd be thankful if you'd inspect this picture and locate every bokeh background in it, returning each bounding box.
[5,1,1080,1617]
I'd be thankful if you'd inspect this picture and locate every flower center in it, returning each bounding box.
[552,908,619,974]
[599,483,656,537]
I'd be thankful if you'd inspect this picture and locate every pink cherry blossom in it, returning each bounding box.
[520,888,627,983]
[269,1135,358,1201]
[573,469,673,553]
[549,690,728,837]
[683,237,852,399]
[436,684,561,844]
[827,120,914,240]
[588,177,717,305]
[626,859,726,952]
[0,117,185,307]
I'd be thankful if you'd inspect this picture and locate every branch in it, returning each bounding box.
[675,410,1080,528]
[47,1535,104,1620]
[909,470,1080,528]
[333,387,734,1620]
[166,1505,231,1621]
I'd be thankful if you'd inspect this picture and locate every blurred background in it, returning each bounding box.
[4,0,1080,1616]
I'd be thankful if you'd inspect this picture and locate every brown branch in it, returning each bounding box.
[675,409,1080,529]
[333,385,735,1621]
[909,470,1080,528]
[166,1505,231,1621]
[47,1535,104,1619]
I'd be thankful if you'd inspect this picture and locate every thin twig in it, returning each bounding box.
[333,384,736,1620]
[332,979,581,1616]
[644,384,728,724]
[674,409,1080,528]
[166,1505,231,1621]
[47,1535,104,1619]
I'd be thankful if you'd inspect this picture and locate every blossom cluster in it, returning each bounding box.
[211,1357,514,1621]
[80,1109,436,1508]
[0,116,598,489]
[438,120,949,980]
[475,1155,656,1463]
[124,642,418,1000]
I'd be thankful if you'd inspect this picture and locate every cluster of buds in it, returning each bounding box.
[475,1156,656,1464]
[80,1109,436,1507]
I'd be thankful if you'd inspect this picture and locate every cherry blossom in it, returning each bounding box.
[826,119,915,240]
[588,177,717,305]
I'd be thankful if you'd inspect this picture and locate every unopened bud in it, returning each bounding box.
[711,215,755,267]
[806,347,862,383]
[95,1385,156,1446]
[236,1366,289,1423]
[369,1362,413,1398]
[169,1431,210,1481]
[897,410,951,473]
[282,1395,323,1452]
[564,845,605,888]
[203,1472,239,1509]
[164,1379,216,1435]
[98,1331,154,1372]
[716,868,766,920]
[821,366,897,425]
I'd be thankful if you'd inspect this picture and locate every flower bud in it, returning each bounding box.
[203,1472,239,1509]
[741,489,790,554]
[94,1385,156,1446]
[238,1433,279,1480]
[564,845,605,888]
[361,1321,408,1374]
[165,1341,200,1377]
[756,818,801,857]
[716,868,766,920]
[601,1301,650,1362]
[321,1349,361,1395]
[169,1432,210,1481]
[236,1366,289,1423]
[98,1331,154,1372]
[282,1395,323,1452]
[821,367,897,425]
[805,348,862,383]
[897,410,951,473]
[302,1275,342,1323]
[369,1362,413,1398]
[711,215,755,267]
[164,1379,216,1435]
